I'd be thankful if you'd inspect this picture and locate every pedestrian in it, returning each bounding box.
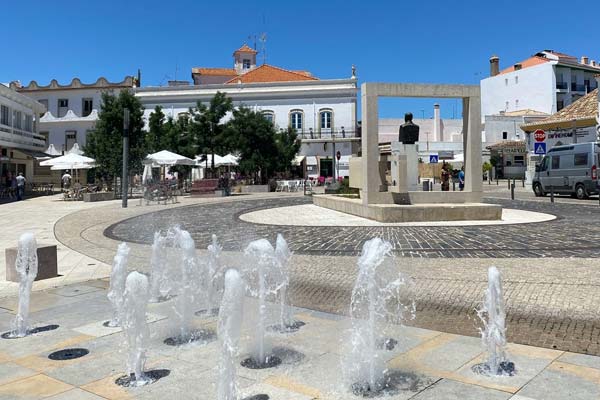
[16,172,26,201]
[441,162,450,191]
[62,171,72,191]
[458,166,465,191]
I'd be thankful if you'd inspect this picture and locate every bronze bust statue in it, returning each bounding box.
[398,112,420,144]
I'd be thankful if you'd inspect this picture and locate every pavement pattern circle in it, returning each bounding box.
[105,196,599,258]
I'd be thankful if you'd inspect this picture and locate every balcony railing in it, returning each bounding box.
[556,82,568,90]
[297,129,360,140]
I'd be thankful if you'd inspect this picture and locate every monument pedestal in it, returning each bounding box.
[391,142,419,192]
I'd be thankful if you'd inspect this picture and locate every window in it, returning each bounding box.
[505,101,509,111]
[515,76,519,84]
[65,131,77,151]
[13,111,22,129]
[502,131,508,140]
[262,111,274,124]
[513,155,524,166]
[82,98,93,117]
[505,78,508,86]
[574,153,588,166]
[551,155,560,169]
[58,99,68,117]
[289,110,303,130]
[515,99,519,109]
[320,110,333,130]
[242,59,251,69]
[24,115,33,132]
[557,100,564,110]
[0,105,9,126]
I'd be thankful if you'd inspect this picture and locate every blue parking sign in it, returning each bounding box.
[429,155,439,164]
[534,142,546,155]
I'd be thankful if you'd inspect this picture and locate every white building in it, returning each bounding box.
[481,50,600,118]
[484,109,549,146]
[0,84,46,184]
[10,76,136,153]
[135,44,358,178]
[379,104,465,160]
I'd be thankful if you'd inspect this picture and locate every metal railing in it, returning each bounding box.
[571,83,586,92]
[297,129,359,140]
[556,82,568,90]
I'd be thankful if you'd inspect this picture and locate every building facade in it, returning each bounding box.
[481,50,600,118]
[10,77,136,153]
[135,45,358,178]
[0,84,46,184]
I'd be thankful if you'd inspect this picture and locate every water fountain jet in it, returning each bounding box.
[106,242,130,327]
[271,234,304,333]
[472,266,515,376]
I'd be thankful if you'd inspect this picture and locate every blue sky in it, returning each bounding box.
[2,0,598,118]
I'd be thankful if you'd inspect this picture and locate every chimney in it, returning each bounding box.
[433,104,442,142]
[581,56,589,65]
[490,55,500,77]
[592,60,597,67]
[514,63,522,71]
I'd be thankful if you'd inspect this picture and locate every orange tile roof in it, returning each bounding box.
[191,67,237,76]
[234,44,257,54]
[499,56,549,75]
[225,64,318,84]
[521,88,598,131]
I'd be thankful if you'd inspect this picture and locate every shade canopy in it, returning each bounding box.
[45,144,61,156]
[145,150,195,166]
[196,154,239,168]
[40,152,96,169]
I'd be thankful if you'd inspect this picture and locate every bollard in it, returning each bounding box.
[511,183,515,200]
[522,179,525,188]
[508,180,511,190]
[303,179,306,196]
[550,186,554,203]
[496,177,499,185]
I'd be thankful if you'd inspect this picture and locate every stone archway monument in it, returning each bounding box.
[313,82,502,222]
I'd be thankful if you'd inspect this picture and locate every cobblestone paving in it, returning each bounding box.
[106,196,600,258]
[100,195,600,355]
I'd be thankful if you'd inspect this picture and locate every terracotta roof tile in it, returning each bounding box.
[499,56,550,75]
[225,64,318,84]
[521,89,598,130]
[234,44,258,54]
[191,67,237,76]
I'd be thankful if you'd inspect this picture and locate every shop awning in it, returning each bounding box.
[306,156,318,165]
[292,155,305,166]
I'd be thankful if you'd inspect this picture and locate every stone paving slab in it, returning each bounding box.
[0,281,598,399]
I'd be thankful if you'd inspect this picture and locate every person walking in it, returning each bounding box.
[61,171,72,191]
[440,162,450,191]
[16,172,26,201]
[458,166,465,191]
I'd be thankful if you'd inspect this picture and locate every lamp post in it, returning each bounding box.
[121,109,130,208]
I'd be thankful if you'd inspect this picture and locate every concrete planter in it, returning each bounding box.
[240,185,269,193]
[83,192,115,202]
[5,245,58,282]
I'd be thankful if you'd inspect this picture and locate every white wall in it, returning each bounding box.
[481,63,556,117]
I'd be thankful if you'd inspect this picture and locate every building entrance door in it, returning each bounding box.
[320,159,333,177]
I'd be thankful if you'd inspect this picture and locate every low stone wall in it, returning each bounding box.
[5,245,58,282]
[239,185,270,193]
[313,195,502,222]
[83,192,115,202]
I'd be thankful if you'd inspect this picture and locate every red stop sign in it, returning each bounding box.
[534,129,546,142]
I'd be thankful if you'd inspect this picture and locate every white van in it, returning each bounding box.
[532,142,600,199]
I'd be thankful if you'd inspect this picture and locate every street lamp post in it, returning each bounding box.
[121,109,130,208]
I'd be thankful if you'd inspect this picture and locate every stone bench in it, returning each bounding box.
[5,244,58,282]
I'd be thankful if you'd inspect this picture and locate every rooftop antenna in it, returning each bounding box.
[259,33,267,65]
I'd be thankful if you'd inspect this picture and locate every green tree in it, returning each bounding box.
[84,90,145,182]
[188,92,233,176]
[226,107,300,183]
[275,127,301,175]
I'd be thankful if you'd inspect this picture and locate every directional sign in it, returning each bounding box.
[534,129,546,142]
[429,154,439,164]
[534,142,546,155]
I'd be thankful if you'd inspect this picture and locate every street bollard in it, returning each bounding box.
[550,186,554,203]
[508,180,511,190]
[522,179,525,188]
[511,183,515,200]
[496,177,499,186]
[303,179,306,196]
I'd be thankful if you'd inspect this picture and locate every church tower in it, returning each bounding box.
[233,44,258,74]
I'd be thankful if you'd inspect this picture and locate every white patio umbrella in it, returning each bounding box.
[45,144,61,156]
[40,152,96,168]
[144,150,195,166]
[68,143,84,155]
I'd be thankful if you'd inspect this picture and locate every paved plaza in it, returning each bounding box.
[1,189,600,398]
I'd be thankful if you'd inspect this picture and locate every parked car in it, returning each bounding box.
[532,142,600,199]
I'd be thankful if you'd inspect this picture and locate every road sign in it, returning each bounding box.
[336,151,341,161]
[534,129,546,142]
[429,154,439,164]
[534,142,546,155]
[438,151,454,160]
